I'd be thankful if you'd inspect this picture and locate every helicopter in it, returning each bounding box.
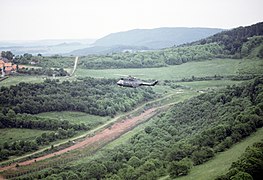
[117,75,158,88]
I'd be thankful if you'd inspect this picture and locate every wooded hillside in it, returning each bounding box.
[191,22,263,57]
[24,76,263,179]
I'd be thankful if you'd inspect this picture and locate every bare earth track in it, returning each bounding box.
[0,107,158,179]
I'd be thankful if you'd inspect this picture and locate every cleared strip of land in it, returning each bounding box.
[0,108,156,172]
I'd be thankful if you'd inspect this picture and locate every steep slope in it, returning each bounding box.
[191,22,263,57]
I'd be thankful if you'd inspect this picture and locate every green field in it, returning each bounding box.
[177,80,246,90]
[0,74,75,87]
[1,58,262,88]
[75,59,263,80]
[36,111,110,126]
[0,76,45,87]
[0,128,51,146]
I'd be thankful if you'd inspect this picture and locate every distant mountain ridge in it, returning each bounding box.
[0,39,96,55]
[69,27,224,55]
[93,27,224,49]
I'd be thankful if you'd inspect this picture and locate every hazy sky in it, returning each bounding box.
[1,0,262,41]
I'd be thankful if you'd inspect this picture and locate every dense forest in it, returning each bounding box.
[0,78,155,116]
[20,76,263,179]
[191,22,263,57]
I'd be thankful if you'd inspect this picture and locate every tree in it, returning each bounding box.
[241,45,249,57]
[168,158,193,178]
[1,51,14,60]
[230,171,253,180]
[107,174,122,180]
[6,109,16,119]
[118,166,137,180]
[144,126,153,134]
[192,147,214,165]
[167,147,186,161]
[66,171,79,180]
[23,53,33,60]
[87,162,107,179]
[258,46,263,58]
[128,156,141,168]
[0,149,9,160]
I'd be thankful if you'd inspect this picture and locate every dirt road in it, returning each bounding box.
[0,107,157,179]
[70,56,78,76]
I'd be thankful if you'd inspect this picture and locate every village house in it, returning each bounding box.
[0,57,18,76]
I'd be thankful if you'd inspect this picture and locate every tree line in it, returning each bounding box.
[26,76,263,179]
[78,43,225,69]
[11,53,74,69]
[17,67,69,77]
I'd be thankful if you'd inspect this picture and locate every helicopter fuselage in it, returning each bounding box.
[117,79,140,87]
[117,77,158,88]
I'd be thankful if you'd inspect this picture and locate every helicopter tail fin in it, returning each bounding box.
[152,80,158,86]
[141,80,158,86]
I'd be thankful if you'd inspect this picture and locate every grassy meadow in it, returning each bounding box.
[175,127,263,180]
[0,128,52,146]
[176,80,246,90]
[36,111,110,126]
[0,76,45,87]
[75,58,263,80]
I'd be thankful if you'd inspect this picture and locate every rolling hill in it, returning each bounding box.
[93,27,224,49]
[69,27,223,55]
